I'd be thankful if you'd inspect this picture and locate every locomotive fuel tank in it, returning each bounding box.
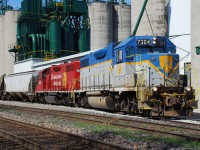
[86,91,118,110]
[88,96,118,110]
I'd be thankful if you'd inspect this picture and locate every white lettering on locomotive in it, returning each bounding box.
[51,74,62,80]
[53,81,61,86]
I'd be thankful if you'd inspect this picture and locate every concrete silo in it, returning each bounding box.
[0,15,5,76]
[114,4,131,42]
[131,0,168,36]
[191,0,200,109]
[89,2,113,50]
[5,11,20,75]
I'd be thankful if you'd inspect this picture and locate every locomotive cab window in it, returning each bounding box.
[116,50,122,63]
[126,46,134,60]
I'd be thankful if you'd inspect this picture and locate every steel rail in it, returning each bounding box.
[1,104,200,142]
[0,116,128,150]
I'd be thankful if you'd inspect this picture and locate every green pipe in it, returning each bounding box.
[36,34,40,57]
[43,34,46,51]
[17,23,21,38]
[39,34,43,50]
[132,0,148,36]
[28,34,37,57]
[42,34,46,57]
[39,34,43,57]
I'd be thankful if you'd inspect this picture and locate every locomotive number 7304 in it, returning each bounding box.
[137,39,151,45]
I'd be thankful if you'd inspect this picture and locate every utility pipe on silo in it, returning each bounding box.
[39,34,43,57]
[43,34,46,51]
[132,0,148,36]
[28,34,36,57]
[42,34,46,57]
[36,34,40,57]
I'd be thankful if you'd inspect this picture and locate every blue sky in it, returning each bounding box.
[8,0,22,9]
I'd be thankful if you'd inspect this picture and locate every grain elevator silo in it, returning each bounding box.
[114,4,131,42]
[191,0,200,109]
[0,15,5,76]
[5,11,20,75]
[131,0,168,36]
[89,2,114,50]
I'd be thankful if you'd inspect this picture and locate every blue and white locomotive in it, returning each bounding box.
[80,36,197,116]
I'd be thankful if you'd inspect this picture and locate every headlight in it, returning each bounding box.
[153,41,157,45]
[185,87,191,92]
[152,87,158,92]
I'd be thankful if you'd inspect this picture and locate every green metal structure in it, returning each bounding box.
[49,18,61,55]
[9,0,90,61]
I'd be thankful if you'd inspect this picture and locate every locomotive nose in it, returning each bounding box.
[159,55,173,76]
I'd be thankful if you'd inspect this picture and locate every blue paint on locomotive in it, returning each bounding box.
[80,43,115,68]
[80,36,178,78]
[113,36,176,63]
[114,36,178,77]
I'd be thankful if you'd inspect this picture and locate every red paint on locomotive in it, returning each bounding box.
[36,61,80,92]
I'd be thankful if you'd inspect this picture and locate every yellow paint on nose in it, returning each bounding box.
[159,56,173,73]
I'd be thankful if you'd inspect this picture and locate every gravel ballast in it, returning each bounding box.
[0,100,198,149]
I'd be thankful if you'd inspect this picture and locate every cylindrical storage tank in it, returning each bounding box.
[21,0,25,14]
[63,0,68,15]
[131,0,168,36]
[16,23,21,38]
[78,29,90,52]
[30,0,35,15]
[62,28,75,55]
[49,19,61,55]
[114,4,131,42]
[89,2,113,50]
[24,0,30,15]
[27,0,32,15]
[5,11,20,75]
[0,16,5,76]
[36,0,42,16]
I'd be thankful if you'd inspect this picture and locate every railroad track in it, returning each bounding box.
[1,104,200,142]
[0,116,126,150]
[0,136,27,150]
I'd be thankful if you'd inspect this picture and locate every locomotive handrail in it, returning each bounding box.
[192,68,200,96]
[135,68,146,101]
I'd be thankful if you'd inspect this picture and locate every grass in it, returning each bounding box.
[71,121,200,148]
[0,107,8,112]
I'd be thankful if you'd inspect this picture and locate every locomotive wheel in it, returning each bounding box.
[55,96,61,105]
[39,95,45,104]
[0,96,2,100]
[6,94,13,101]
[28,95,34,103]
[64,97,72,106]
[78,97,88,108]
[142,110,152,117]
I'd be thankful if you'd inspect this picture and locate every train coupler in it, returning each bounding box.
[186,99,198,109]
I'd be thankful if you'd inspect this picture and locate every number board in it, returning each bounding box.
[156,39,166,46]
[136,39,166,46]
[137,39,151,45]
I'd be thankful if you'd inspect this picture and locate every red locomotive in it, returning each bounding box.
[36,61,80,104]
